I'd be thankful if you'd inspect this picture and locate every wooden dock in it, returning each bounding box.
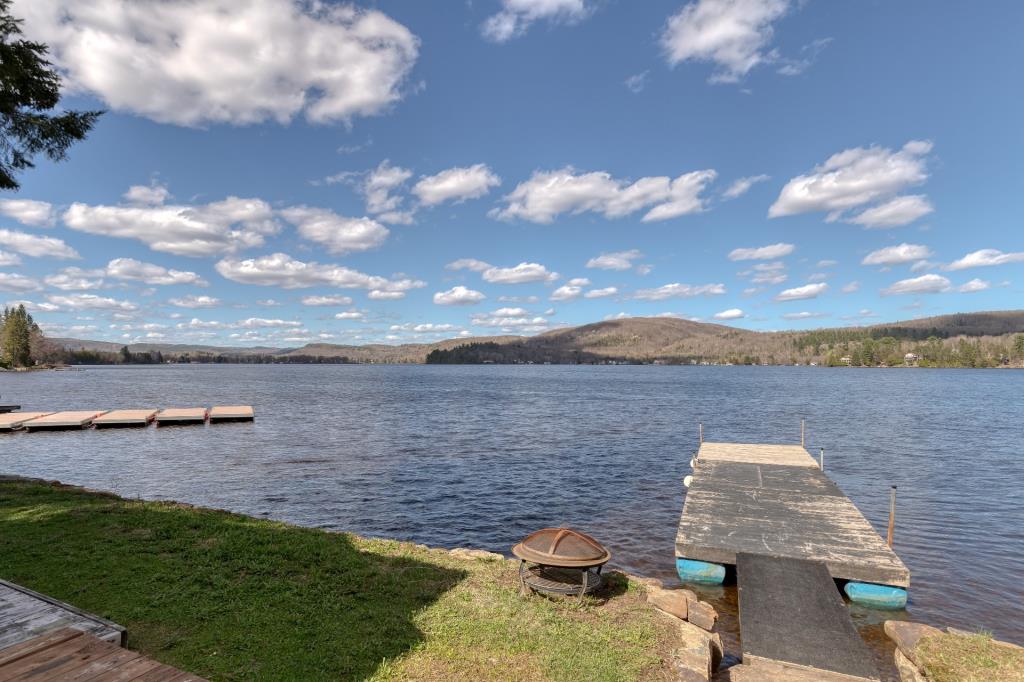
[0,579,124,651]
[22,411,108,432]
[209,405,255,423]
[1,406,254,433]
[0,413,52,432]
[676,442,909,587]
[155,408,208,425]
[93,409,158,428]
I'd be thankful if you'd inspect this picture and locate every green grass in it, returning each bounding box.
[0,480,676,681]
[915,632,1024,682]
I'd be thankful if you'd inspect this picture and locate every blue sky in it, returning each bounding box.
[2,0,1022,347]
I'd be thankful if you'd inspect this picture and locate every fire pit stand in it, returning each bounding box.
[512,527,611,602]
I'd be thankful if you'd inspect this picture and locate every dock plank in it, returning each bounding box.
[0,580,124,651]
[155,408,208,425]
[738,553,879,680]
[0,413,52,432]
[209,405,254,423]
[22,411,107,431]
[677,443,909,587]
[93,409,158,428]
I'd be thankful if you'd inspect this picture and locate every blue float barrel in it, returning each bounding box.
[676,558,726,585]
[844,582,908,609]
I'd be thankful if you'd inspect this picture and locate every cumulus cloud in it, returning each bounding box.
[491,167,716,223]
[0,272,43,292]
[775,282,828,301]
[549,277,591,302]
[47,293,137,311]
[0,251,21,267]
[368,290,407,300]
[660,0,790,83]
[880,274,951,296]
[0,228,79,259]
[769,141,934,226]
[106,258,207,286]
[63,195,279,257]
[433,285,486,306]
[728,242,794,261]
[334,311,366,320]
[946,248,1024,271]
[43,267,104,291]
[446,258,492,272]
[633,282,726,300]
[0,199,56,227]
[471,308,550,332]
[359,160,414,224]
[482,0,591,43]
[302,295,354,306]
[482,262,559,284]
[123,183,171,206]
[215,253,425,292]
[169,295,221,308]
[713,308,745,320]
[280,206,389,255]
[412,164,501,206]
[584,286,618,298]
[958,278,991,293]
[722,174,770,199]
[586,250,643,271]
[861,243,933,267]
[15,0,419,127]
[782,311,829,320]
[841,281,860,294]
[743,261,787,285]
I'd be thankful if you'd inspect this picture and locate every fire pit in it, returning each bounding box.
[512,527,611,600]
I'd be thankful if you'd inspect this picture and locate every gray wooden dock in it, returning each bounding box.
[0,579,124,651]
[676,442,909,587]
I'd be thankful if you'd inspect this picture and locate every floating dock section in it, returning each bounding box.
[0,412,52,432]
[93,409,158,428]
[22,411,108,432]
[156,407,209,425]
[209,405,255,423]
[676,442,909,587]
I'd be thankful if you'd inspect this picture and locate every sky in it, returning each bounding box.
[1,0,1022,348]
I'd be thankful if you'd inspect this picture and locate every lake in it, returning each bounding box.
[1,364,1021,646]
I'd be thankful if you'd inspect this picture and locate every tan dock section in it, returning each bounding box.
[0,412,52,432]
[209,405,255,423]
[22,411,107,431]
[93,409,159,428]
[677,441,910,587]
[155,407,208,425]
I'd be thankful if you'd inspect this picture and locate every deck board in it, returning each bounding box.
[676,442,910,587]
[0,413,52,432]
[738,553,879,680]
[22,411,107,431]
[0,580,124,651]
[93,409,158,428]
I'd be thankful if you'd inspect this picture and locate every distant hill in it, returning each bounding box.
[50,310,1024,367]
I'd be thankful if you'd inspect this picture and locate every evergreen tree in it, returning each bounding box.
[1,304,34,366]
[0,0,102,189]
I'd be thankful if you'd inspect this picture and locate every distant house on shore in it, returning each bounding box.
[904,352,920,365]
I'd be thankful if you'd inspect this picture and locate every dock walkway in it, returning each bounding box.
[676,442,909,587]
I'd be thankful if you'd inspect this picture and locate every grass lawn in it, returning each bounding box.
[0,479,678,681]
[916,632,1024,682]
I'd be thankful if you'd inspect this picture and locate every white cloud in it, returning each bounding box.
[586,250,643,271]
[816,259,838,268]
[584,287,618,298]
[0,228,79,259]
[549,277,591,302]
[660,0,790,83]
[775,282,828,301]
[482,0,590,43]
[123,183,171,206]
[105,258,207,286]
[15,0,419,127]
[43,267,104,291]
[412,164,501,206]
[728,242,794,261]
[0,199,56,227]
[0,272,43,292]
[625,71,649,93]
[63,196,278,257]
[491,167,716,223]
[302,295,354,307]
[946,249,1024,271]
[471,309,550,332]
[433,285,486,306]
[782,311,829,320]
[633,283,726,300]
[880,274,951,296]
[446,258,493,272]
[169,295,221,308]
[235,318,301,329]
[740,261,787,285]
[713,308,745,320]
[861,243,933,266]
[368,290,407,301]
[482,262,559,284]
[769,141,933,225]
[215,253,425,292]
[360,160,414,224]
[280,206,389,256]
[722,174,770,199]
[0,251,21,267]
[497,295,539,304]
[847,195,934,228]
[334,311,366,320]
[47,293,137,311]
[958,278,991,293]
[841,281,860,293]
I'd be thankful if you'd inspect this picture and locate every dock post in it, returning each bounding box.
[801,419,805,446]
[699,422,703,444]
[819,447,824,470]
[887,486,897,547]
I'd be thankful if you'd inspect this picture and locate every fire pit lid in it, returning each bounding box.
[512,527,611,568]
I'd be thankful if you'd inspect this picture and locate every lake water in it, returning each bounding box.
[1,364,1021,648]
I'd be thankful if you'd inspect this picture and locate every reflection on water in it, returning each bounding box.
[1,364,1021,647]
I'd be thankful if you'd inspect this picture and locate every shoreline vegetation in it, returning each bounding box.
[4,306,1024,370]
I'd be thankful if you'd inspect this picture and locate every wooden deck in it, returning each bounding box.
[93,409,158,428]
[209,405,255,423]
[676,442,910,587]
[155,408,208,425]
[0,579,124,651]
[0,628,205,681]
[22,411,108,431]
[0,413,52,432]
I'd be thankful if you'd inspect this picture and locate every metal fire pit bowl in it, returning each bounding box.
[512,528,611,600]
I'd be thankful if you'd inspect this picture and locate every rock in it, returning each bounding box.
[687,599,718,632]
[894,649,927,682]
[648,586,689,620]
[630,574,664,589]
[448,547,504,561]
[672,620,722,681]
[883,621,942,668]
